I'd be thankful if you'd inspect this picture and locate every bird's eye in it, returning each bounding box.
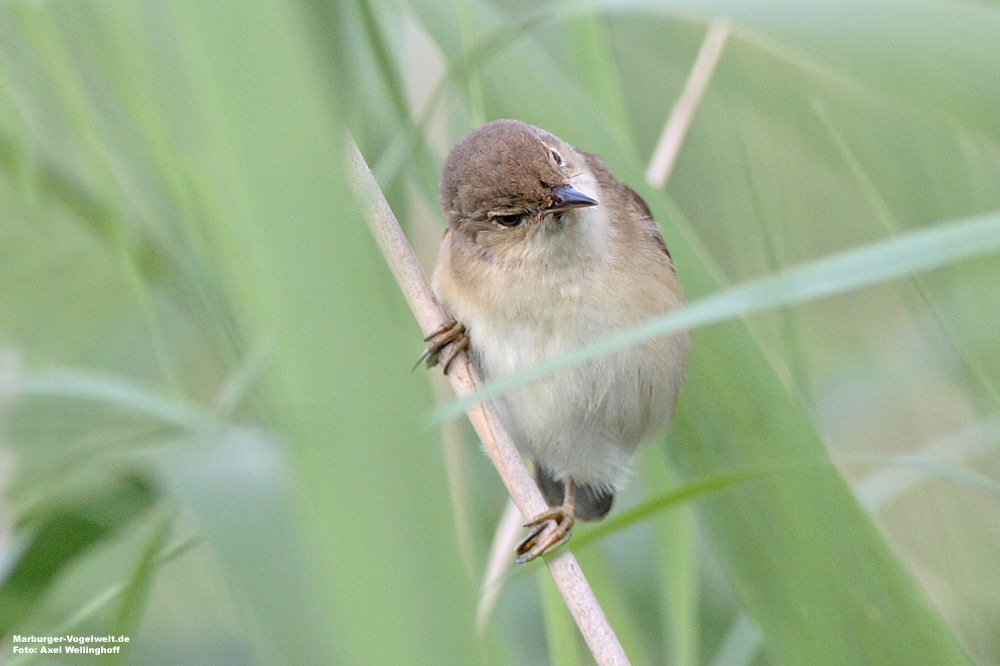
[550,149,564,166]
[493,213,523,228]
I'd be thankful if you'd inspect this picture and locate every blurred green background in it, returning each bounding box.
[1,1,999,664]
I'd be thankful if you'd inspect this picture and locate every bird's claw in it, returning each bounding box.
[515,505,575,563]
[416,318,469,375]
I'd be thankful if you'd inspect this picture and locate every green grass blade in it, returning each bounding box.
[14,370,212,431]
[555,0,1000,141]
[172,1,484,663]
[152,430,335,665]
[644,453,700,666]
[571,465,778,552]
[100,514,172,666]
[439,209,1000,420]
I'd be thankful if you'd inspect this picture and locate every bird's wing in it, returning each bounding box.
[581,151,675,264]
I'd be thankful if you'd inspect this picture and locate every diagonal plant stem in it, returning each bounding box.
[646,20,730,188]
[347,136,632,666]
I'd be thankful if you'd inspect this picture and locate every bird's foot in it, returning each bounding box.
[417,318,469,374]
[515,504,575,563]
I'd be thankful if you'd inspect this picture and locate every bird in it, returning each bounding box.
[423,119,691,563]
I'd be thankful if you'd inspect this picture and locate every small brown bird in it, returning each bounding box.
[425,119,691,562]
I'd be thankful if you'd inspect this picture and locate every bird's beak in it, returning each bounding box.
[545,184,598,215]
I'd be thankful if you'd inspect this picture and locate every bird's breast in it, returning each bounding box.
[433,221,688,489]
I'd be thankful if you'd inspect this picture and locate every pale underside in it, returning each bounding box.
[434,164,690,491]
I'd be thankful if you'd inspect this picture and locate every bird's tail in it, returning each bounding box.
[534,464,614,522]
